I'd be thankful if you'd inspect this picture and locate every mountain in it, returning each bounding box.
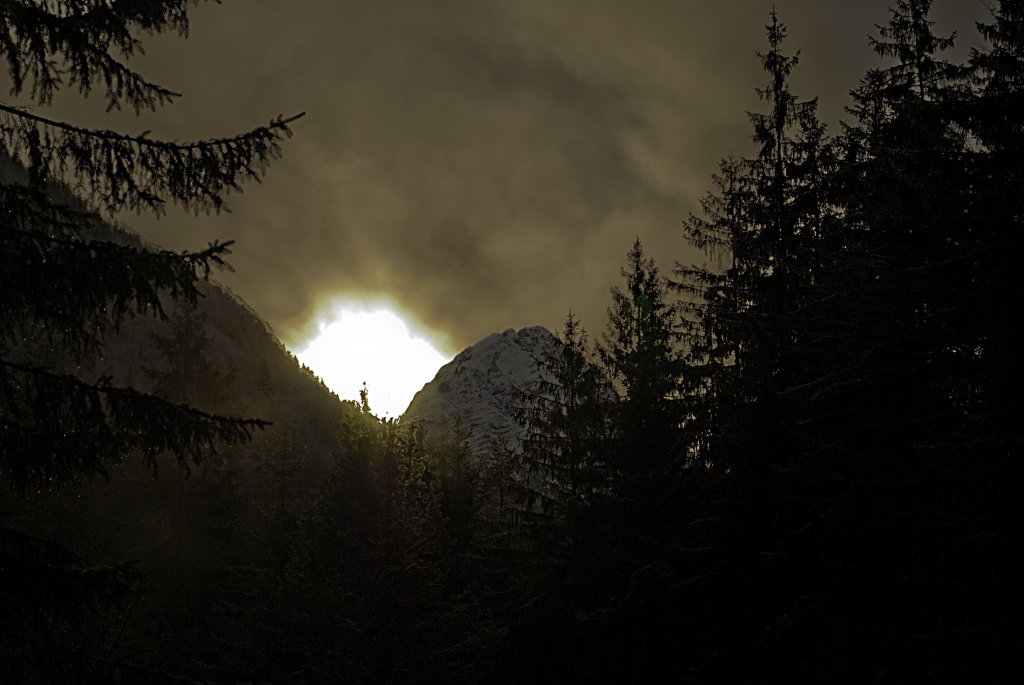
[0,155,350,476]
[402,326,558,459]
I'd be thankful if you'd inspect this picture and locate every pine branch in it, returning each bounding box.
[0,104,305,215]
[0,0,211,112]
[1,189,236,357]
[0,359,268,488]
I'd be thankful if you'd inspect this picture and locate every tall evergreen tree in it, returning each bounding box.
[725,4,1015,677]
[868,0,963,100]
[971,0,1024,146]
[599,239,681,478]
[822,0,972,459]
[517,312,610,543]
[963,0,1024,457]
[0,1,302,489]
[677,12,832,472]
[298,390,455,683]
[0,3,300,680]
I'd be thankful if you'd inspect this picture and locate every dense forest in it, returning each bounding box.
[2,1,1020,683]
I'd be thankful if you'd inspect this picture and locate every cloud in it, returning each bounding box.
[11,0,988,353]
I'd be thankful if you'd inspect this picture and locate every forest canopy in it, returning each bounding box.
[1,1,1020,683]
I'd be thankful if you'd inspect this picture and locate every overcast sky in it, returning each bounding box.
[15,0,991,354]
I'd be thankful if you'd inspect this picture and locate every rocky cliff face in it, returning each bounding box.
[402,326,558,459]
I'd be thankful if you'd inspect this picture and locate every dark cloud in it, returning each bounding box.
[8,0,990,354]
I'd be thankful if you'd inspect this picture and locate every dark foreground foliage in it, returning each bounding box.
[2,1,1021,683]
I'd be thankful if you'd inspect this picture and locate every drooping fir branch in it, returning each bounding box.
[0,0,211,112]
[967,1,1024,149]
[0,0,288,494]
[1,232,233,357]
[682,154,753,261]
[1,185,236,357]
[0,104,305,215]
[0,359,267,489]
[972,0,1024,94]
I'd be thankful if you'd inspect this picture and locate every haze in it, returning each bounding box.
[2,0,989,354]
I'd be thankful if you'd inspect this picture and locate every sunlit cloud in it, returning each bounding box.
[294,306,451,417]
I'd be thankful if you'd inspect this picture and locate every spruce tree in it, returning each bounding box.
[677,11,834,472]
[0,1,301,488]
[972,0,1024,146]
[598,239,681,478]
[825,0,971,459]
[669,14,844,678]
[868,0,963,100]
[733,4,1013,676]
[964,0,1024,456]
[299,389,454,683]
[516,312,610,543]
[0,3,301,679]
[774,5,1017,676]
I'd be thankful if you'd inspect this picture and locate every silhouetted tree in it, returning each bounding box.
[0,2,299,680]
[962,0,1024,459]
[145,308,237,413]
[517,313,611,545]
[661,5,1019,680]
[599,239,681,483]
[427,417,476,538]
[815,0,971,458]
[282,389,479,684]
[0,1,298,489]
[677,10,833,474]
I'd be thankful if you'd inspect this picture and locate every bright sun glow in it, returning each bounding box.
[294,309,450,417]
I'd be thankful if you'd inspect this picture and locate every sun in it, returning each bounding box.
[294,308,451,417]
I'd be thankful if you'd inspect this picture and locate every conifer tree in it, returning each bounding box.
[972,1,1024,146]
[516,312,610,543]
[667,19,844,673]
[962,0,1024,456]
[868,0,964,100]
[0,1,302,489]
[145,307,236,413]
[773,6,1016,676]
[819,0,973,459]
[297,388,453,682]
[0,3,300,679]
[677,12,833,471]
[599,240,681,478]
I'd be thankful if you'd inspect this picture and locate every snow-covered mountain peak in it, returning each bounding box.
[402,325,558,458]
